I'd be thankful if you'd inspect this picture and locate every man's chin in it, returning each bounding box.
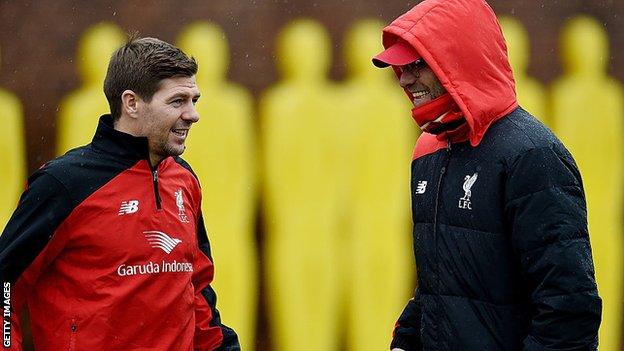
[164,144,186,157]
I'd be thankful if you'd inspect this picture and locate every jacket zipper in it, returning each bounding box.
[150,165,162,210]
[69,318,77,351]
[433,140,452,291]
[432,140,452,349]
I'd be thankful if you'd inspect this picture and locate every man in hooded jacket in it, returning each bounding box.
[372,0,602,350]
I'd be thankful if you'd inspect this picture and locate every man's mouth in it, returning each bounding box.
[411,89,431,106]
[172,129,188,138]
[412,90,430,99]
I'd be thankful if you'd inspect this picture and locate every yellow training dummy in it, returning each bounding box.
[260,19,342,351]
[339,19,415,351]
[177,22,258,351]
[57,22,124,155]
[0,46,26,228]
[551,16,624,351]
[499,16,549,126]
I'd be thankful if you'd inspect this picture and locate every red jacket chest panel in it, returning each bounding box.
[60,159,200,269]
[25,159,204,350]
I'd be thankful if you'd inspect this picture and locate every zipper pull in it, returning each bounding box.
[153,170,158,182]
[447,139,452,151]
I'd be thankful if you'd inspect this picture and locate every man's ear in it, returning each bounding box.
[121,90,140,118]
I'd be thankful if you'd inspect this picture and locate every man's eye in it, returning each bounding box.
[171,99,183,107]
[406,59,426,71]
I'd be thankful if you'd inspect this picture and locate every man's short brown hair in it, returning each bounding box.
[104,36,198,120]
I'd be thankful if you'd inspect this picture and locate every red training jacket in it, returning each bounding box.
[0,115,239,350]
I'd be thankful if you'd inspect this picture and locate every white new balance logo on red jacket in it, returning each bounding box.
[118,200,139,215]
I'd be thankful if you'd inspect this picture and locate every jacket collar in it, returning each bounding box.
[91,115,151,161]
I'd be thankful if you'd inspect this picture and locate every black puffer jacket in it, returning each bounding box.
[393,108,601,350]
[382,0,602,350]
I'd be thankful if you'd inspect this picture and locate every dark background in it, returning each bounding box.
[0,1,622,350]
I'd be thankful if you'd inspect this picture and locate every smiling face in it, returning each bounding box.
[399,59,447,108]
[136,75,201,165]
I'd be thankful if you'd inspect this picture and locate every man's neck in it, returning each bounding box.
[149,153,164,168]
[113,116,138,137]
[114,115,162,166]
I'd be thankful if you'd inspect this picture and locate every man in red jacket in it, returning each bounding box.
[372,0,601,350]
[0,37,239,350]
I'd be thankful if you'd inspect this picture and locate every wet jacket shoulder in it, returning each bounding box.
[499,109,601,350]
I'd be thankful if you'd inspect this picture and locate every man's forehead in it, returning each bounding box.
[158,76,200,94]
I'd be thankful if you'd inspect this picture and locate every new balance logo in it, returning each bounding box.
[143,231,182,254]
[415,181,428,194]
[118,200,139,215]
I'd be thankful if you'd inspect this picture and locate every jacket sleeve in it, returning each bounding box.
[192,213,240,351]
[390,289,423,351]
[0,170,73,350]
[504,146,601,350]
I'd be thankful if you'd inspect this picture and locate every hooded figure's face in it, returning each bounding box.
[399,59,447,108]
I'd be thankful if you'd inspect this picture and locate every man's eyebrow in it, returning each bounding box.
[167,91,200,100]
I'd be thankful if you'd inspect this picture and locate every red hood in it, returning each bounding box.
[383,0,517,146]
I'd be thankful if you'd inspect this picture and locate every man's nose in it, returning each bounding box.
[183,104,200,123]
[399,69,418,88]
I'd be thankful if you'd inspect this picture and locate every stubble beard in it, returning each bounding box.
[162,139,185,158]
[150,137,185,164]
[431,81,447,100]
